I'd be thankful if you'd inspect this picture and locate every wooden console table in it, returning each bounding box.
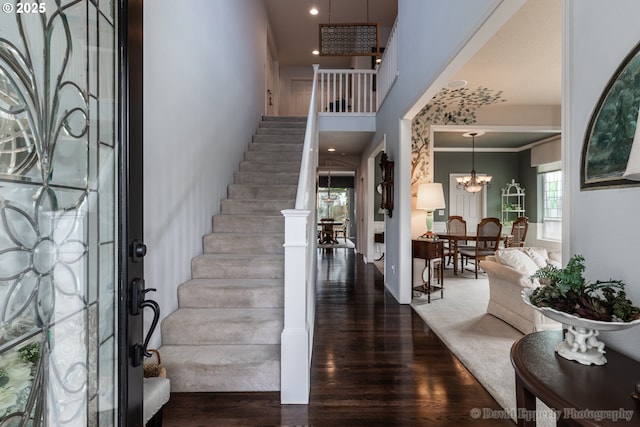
[511,330,639,426]
[411,239,444,303]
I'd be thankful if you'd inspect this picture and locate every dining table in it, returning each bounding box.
[436,232,511,275]
[318,221,343,244]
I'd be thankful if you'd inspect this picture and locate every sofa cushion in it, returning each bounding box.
[495,249,540,276]
[524,247,549,268]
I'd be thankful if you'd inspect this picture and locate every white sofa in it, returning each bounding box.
[479,247,562,334]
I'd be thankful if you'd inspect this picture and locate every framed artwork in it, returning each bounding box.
[379,152,394,217]
[581,40,640,190]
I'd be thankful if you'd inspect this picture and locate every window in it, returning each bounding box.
[541,170,562,240]
[318,187,349,220]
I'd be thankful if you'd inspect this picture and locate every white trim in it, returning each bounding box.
[398,119,413,304]
[561,0,572,264]
[430,125,561,153]
[366,137,385,262]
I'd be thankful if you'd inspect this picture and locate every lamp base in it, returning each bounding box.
[424,210,435,238]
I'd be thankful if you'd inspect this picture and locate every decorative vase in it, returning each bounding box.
[522,289,640,365]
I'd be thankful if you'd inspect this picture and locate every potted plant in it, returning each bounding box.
[523,255,640,365]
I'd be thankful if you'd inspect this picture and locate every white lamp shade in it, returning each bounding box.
[624,107,640,180]
[416,183,446,210]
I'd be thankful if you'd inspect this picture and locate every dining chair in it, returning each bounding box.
[334,218,349,242]
[506,216,529,247]
[459,217,502,278]
[445,216,467,266]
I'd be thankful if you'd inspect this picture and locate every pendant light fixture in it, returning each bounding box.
[456,132,492,193]
[325,169,336,202]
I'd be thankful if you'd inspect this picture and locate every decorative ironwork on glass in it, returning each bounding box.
[0,1,111,424]
[0,3,88,182]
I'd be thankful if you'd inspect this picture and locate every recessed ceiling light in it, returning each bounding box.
[447,79,468,89]
[328,148,336,152]
[312,50,319,56]
[309,7,319,15]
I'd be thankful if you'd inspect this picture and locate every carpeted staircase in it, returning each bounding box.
[159,116,306,392]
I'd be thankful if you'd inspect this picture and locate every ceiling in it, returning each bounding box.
[264,0,398,68]
[263,0,561,158]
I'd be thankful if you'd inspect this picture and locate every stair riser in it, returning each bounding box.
[227,184,298,200]
[259,121,306,129]
[178,282,283,308]
[212,215,284,233]
[162,314,282,345]
[203,233,284,254]
[262,115,306,123]
[251,135,304,145]
[159,345,280,392]
[191,257,284,279]
[256,128,305,136]
[234,172,299,185]
[220,199,295,215]
[239,161,301,173]
[244,151,302,163]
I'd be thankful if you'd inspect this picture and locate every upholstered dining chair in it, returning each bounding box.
[445,216,467,266]
[459,217,502,278]
[334,218,350,242]
[506,216,529,247]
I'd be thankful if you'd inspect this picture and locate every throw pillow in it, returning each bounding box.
[495,249,540,276]
[525,247,549,268]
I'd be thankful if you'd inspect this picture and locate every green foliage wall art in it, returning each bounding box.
[411,86,506,188]
[581,40,640,189]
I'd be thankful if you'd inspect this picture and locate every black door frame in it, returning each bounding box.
[119,0,145,424]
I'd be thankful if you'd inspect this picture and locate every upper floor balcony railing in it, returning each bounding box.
[317,69,377,115]
[315,17,398,116]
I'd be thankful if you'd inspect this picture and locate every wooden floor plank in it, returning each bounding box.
[162,249,513,426]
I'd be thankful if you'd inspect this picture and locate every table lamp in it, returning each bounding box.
[416,183,446,237]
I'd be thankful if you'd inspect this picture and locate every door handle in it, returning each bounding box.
[129,278,161,365]
[140,297,160,357]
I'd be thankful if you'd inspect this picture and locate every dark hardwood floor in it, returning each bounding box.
[162,248,513,426]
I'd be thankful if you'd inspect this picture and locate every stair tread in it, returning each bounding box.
[241,160,301,165]
[204,232,283,237]
[165,307,283,321]
[159,343,280,358]
[222,198,295,202]
[181,278,283,287]
[193,253,284,260]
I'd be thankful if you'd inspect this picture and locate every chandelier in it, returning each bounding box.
[322,169,336,203]
[456,132,492,193]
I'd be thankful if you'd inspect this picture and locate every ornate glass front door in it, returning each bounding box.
[0,1,130,425]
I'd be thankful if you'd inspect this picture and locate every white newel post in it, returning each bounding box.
[281,209,311,404]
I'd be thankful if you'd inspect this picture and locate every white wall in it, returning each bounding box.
[143,0,269,347]
[365,0,523,303]
[278,66,314,116]
[566,0,640,360]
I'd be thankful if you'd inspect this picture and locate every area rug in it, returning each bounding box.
[411,270,555,426]
[318,239,355,250]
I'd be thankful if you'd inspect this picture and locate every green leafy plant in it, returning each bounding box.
[18,342,40,365]
[529,255,640,322]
